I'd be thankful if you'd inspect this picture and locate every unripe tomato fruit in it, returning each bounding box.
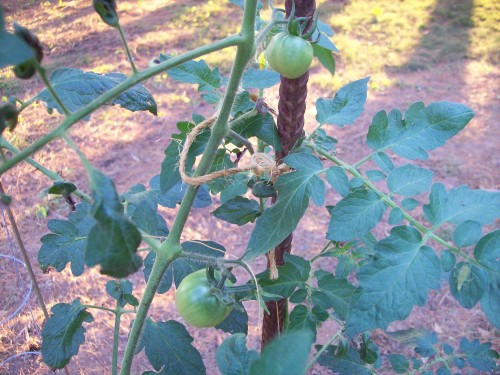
[265,32,313,79]
[175,269,233,327]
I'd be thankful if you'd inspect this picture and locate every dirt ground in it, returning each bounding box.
[0,0,499,374]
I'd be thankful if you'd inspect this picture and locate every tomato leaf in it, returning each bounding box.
[387,354,410,373]
[327,189,386,242]
[453,220,482,248]
[160,54,221,94]
[311,272,359,320]
[241,68,280,89]
[244,153,323,260]
[345,226,441,337]
[316,77,369,126]
[35,68,157,118]
[287,305,317,340]
[47,180,77,196]
[387,164,433,196]
[0,9,35,68]
[143,241,226,294]
[449,262,488,309]
[217,334,259,375]
[216,305,249,335]
[460,338,499,372]
[249,331,314,375]
[312,44,335,75]
[85,168,142,278]
[326,166,349,197]
[41,300,94,369]
[212,196,261,225]
[105,279,134,308]
[475,230,500,328]
[316,344,372,375]
[257,254,310,298]
[231,112,282,153]
[424,183,500,227]
[366,102,474,159]
[136,318,205,375]
[38,203,95,276]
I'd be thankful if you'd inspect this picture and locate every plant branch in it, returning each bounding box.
[111,305,122,375]
[307,142,497,274]
[0,34,244,177]
[117,23,138,74]
[305,329,343,372]
[0,182,50,320]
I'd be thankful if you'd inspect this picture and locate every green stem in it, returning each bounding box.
[61,132,94,171]
[18,96,36,113]
[353,152,376,169]
[117,23,138,74]
[307,142,497,274]
[112,306,122,375]
[305,330,343,372]
[34,61,71,116]
[227,129,255,154]
[119,248,177,375]
[0,34,244,177]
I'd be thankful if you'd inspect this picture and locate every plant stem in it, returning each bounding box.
[0,34,244,177]
[0,182,50,320]
[227,129,255,154]
[117,23,138,74]
[34,61,71,116]
[304,330,343,372]
[111,306,122,375]
[119,249,176,375]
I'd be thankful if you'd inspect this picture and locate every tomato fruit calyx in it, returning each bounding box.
[286,1,319,41]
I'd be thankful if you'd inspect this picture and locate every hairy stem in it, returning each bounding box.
[305,330,343,372]
[34,61,71,116]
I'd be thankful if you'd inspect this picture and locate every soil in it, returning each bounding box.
[0,1,498,374]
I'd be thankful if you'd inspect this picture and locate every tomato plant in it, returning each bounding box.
[0,1,498,374]
[175,269,233,327]
[266,32,313,79]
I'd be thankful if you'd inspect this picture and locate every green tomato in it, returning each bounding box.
[265,32,314,79]
[175,269,233,328]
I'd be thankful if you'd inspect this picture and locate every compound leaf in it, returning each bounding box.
[366,102,474,159]
[346,226,441,337]
[41,300,93,369]
[460,338,499,372]
[316,77,369,126]
[327,189,386,241]
[38,203,95,276]
[217,334,259,375]
[287,305,317,340]
[136,318,205,375]
[35,68,157,118]
[231,112,281,152]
